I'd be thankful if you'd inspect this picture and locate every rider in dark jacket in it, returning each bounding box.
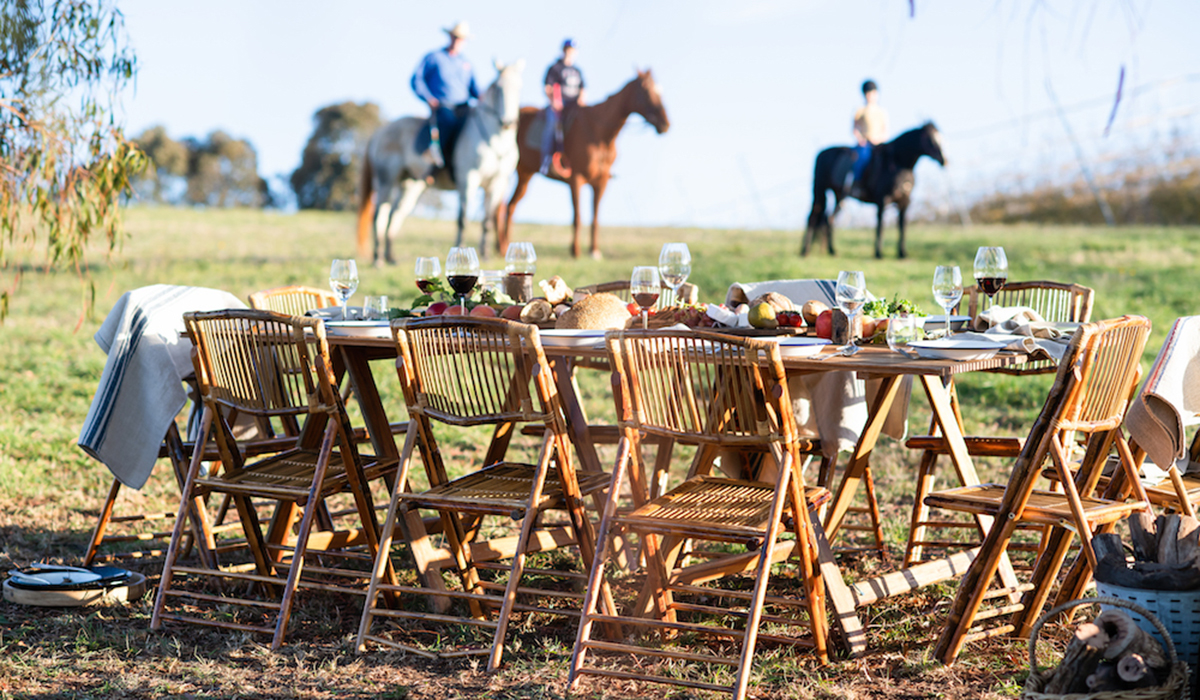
[541,39,585,177]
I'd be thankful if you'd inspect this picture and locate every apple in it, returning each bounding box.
[425,301,449,316]
[861,317,878,338]
[470,305,497,317]
[815,309,833,339]
[500,304,524,320]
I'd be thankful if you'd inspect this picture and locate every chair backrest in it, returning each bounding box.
[392,316,559,429]
[184,310,337,419]
[248,285,341,316]
[967,280,1094,324]
[574,280,678,309]
[605,329,797,449]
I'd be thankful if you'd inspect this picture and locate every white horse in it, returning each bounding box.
[356,60,524,265]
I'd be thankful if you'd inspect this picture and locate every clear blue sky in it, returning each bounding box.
[118,0,1198,228]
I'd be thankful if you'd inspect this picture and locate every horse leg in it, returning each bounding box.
[589,176,608,260]
[371,192,390,267]
[505,168,534,254]
[897,205,908,259]
[373,185,403,267]
[828,196,841,256]
[482,178,507,257]
[802,195,823,256]
[874,203,885,260]
[568,178,583,258]
[382,180,426,266]
[458,170,482,254]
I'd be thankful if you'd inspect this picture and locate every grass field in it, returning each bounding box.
[1,207,1197,699]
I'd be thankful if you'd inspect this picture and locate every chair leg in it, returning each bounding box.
[903,449,939,568]
[83,478,123,566]
[933,517,1021,664]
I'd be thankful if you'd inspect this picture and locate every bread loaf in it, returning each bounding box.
[555,293,631,330]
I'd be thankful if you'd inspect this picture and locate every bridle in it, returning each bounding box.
[474,80,518,134]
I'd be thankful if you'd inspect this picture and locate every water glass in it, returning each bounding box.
[932,265,963,337]
[630,266,661,329]
[363,295,389,320]
[886,313,920,354]
[329,259,359,321]
[835,270,866,354]
[504,242,537,303]
[658,242,692,303]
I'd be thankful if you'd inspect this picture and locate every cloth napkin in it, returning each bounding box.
[1126,316,1200,474]
[950,328,1071,364]
[78,285,246,489]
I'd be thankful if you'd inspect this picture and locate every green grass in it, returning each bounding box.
[1,208,1197,698]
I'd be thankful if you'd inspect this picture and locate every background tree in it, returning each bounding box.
[133,125,188,204]
[184,130,268,208]
[291,101,382,211]
[0,0,146,319]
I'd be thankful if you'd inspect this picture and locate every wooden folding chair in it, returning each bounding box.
[928,315,1152,664]
[356,317,612,670]
[903,280,1096,567]
[248,285,341,315]
[570,330,836,699]
[151,310,397,650]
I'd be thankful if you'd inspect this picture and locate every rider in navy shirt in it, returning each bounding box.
[411,22,480,178]
[541,39,585,176]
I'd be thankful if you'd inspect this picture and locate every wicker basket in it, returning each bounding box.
[1022,596,1191,700]
[1096,581,1200,670]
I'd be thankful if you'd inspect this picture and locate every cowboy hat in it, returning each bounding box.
[444,21,471,39]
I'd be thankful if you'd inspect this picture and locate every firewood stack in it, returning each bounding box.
[1093,513,1200,591]
[1040,607,1171,693]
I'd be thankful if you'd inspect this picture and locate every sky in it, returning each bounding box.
[116,0,1199,229]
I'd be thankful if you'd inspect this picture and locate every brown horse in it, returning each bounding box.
[503,70,669,258]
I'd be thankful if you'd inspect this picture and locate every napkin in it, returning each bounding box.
[78,285,246,489]
[1125,316,1200,473]
[973,305,1043,332]
[949,328,1071,364]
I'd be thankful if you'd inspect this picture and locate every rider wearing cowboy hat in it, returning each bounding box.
[411,21,480,179]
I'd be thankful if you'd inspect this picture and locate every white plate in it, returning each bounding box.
[538,329,608,348]
[909,338,1009,361]
[324,320,391,338]
[764,337,832,357]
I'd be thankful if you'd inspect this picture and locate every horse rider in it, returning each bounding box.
[850,79,889,197]
[541,38,586,177]
[411,21,480,182]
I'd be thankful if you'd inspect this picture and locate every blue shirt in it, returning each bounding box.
[411,49,480,107]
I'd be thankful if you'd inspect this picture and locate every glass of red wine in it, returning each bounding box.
[630,266,661,330]
[414,257,441,296]
[973,246,1008,308]
[445,247,480,313]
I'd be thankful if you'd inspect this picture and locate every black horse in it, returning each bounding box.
[802,122,946,259]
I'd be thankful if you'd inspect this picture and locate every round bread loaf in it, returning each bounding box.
[555,293,631,330]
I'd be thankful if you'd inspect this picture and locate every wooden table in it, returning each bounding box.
[327,330,1030,655]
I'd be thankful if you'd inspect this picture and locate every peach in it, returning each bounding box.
[470,305,497,317]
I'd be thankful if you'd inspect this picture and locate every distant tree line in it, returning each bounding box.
[133,100,383,211]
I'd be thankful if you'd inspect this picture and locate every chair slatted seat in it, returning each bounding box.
[570,330,844,700]
[151,310,398,650]
[248,285,341,316]
[930,315,1152,664]
[356,317,613,670]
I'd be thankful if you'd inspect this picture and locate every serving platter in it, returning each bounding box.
[324,320,391,338]
[537,329,608,348]
[908,338,1009,361]
[763,336,832,357]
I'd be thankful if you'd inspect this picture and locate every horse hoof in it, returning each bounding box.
[590,250,603,261]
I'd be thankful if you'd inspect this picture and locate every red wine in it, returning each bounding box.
[416,279,437,294]
[447,275,478,296]
[977,277,1006,296]
[633,292,659,309]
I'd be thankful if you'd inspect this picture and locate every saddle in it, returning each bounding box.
[523,106,578,152]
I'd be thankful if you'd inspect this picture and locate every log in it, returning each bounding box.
[1044,622,1110,694]
[1093,532,1127,566]
[1172,515,1200,567]
[1156,514,1180,566]
[1116,653,1157,687]
[1086,662,1119,692]
[1095,609,1168,669]
[1129,512,1158,562]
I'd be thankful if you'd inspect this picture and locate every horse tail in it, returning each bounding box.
[355,153,374,258]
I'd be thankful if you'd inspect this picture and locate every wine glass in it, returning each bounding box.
[630,266,661,330]
[445,246,480,311]
[414,257,441,296]
[932,265,964,338]
[504,242,537,303]
[973,246,1008,310]
[657,242,691,304]
[329,259,359,320]
[834,270,867,355]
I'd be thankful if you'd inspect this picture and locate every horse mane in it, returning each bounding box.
[885,122,937,170]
